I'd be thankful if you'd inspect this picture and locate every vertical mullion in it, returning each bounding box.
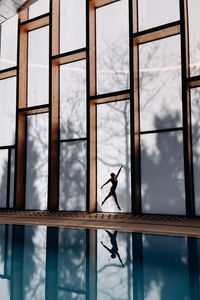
[132,233,144,300]
[49,0,60,211]
[129,0,134,214]
[180,0,195,217]
[133,0,141,214]
[6,149,11,209]
[15,9,29,210]
[89,1,97,212]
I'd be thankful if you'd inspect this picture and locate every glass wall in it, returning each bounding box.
[29,0,49,19]
[139,35,185,215]
[28,26,49,107]
[25,113,49,210]
[97,100,131,212]
[96,0,129,94]
[59,60,87,211]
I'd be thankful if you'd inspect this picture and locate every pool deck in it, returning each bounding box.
[0,211,200,237]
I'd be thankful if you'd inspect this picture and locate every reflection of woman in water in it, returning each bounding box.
[101,166,123,210]
[100,230,124,267]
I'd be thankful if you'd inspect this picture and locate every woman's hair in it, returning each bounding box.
[110,173,115,178]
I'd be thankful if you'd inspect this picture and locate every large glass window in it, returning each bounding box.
[28,26,49,107]
[191,88,200,215]
[97,100,131,212]
[96,0,129,94]
[29,0,49,19]
[139,35,182,132]
[25,113,49,210]
[60,0,86,54]
[0,77,16,146]
[60,60,86,140]
[188,0,200,76]
[138,0,179,31]
[0,15,18,70]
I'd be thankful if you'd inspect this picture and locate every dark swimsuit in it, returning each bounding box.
[110,178,118,192]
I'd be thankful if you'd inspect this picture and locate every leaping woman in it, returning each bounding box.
[100,165,123,210]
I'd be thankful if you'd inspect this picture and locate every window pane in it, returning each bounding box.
[191,88,200,215]
[142,234,190,299]
[0,77,16,146]
[58,228,86,291]
[139,36,182,132]
[60,0,86,53]
[25,113,48,210]
[9,149,15,209]
[29,0,49,19]
[138,0,179,31]
[188,0,200,76]
[23,226,46,299]
[59,141,86,211]
[97,100,131,212]
[0,150,8,208]
[141,131,185,215]
[28,26,49,107]
[96,0,129,94]
[60,60,86,140]
[0,15,18,70]
[97,230,133,299]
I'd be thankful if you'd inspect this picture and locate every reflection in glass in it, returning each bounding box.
[59,141,86,211]
[191,88,200,215]
[0,15,18,70]
[23,226,47,299]
[60,0,86,53]
[97,230,133,300]
[188,0,200,76]
[139,36,182,131]
[60,60,86,140]
[58,228,86,296]
[138,0,179,31]
[29,0,49,19]
[96,0,129,94]
[25,113,49,210]
[142,234,190,299]
[97,100,131,212]
[0,225,11,299]
[141,131,185,215]
[0,150,8,208]
[28,26,49,107]
[0,77,16,146]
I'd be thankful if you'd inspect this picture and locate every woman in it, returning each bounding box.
[101,165,123,210]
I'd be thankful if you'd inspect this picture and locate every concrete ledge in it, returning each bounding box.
[0,211,199,237]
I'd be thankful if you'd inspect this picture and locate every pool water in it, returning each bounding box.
[0,224,198,299]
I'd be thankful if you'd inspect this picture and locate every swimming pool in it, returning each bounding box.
[0,224,198,299]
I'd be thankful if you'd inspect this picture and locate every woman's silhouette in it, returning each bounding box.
[100,230,124,267]
[101,166,123,210]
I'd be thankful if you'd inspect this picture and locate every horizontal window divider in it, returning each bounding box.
[0,145,15,150]
[52,48,87,65]
[0,67,17,80]
[20,13,49,31]
[95,0,119,9]
[133,21,181,45]
[90,89,130,104]
[18,104,49,115]
[140,127,183,135]
[57,286,87,295]
[59,137,87,143]
[187,75,200,88]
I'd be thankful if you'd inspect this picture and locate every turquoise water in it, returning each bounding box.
[0,224,198,300]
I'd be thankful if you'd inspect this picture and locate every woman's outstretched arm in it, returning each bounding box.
[101,179,111,189]
[116,166,123,179]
